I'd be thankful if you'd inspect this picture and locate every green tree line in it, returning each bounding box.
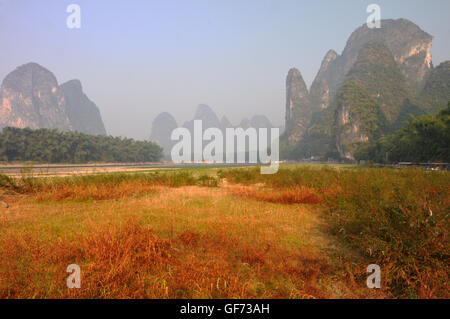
[0,127,163,163]
[355,102,450,163]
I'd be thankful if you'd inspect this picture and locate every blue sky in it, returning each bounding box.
[0,0,449,139]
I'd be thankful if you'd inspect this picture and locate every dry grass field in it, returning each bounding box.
[0,165,448,299]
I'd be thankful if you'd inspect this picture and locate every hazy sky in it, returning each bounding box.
[1,0,449,139]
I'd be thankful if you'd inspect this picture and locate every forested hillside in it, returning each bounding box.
[0,127,163,163]
[282,19,450,162]
[355,102,450,163]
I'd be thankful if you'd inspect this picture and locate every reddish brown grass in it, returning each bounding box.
[2,169,408,299]
[34,183,162,201]
[0,218,343,299]
[220,167,450,298]
[230,185,322,205]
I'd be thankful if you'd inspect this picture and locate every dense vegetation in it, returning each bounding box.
[0,127,163,163]
[283,42,410,161]
[283,105,337,160]
[0,170,218,200]
[219,166,449,298]
[1,165,447,298]
[420,61,450,114]
[355,102,450,163]
[346,41,410,124]
[283,41,449,163]
[335,80,386,139]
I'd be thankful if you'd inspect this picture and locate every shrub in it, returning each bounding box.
[220,166,450,298]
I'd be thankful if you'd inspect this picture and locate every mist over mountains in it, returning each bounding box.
[0,63,281,160]
[0,18,448,163]
[150,104,282,158]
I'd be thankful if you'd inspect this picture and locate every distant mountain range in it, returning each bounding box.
[0,62,281,159]
[0,63,106,135]
[283,18,450,161]
[150,104,282,158]
[2,18,448,163]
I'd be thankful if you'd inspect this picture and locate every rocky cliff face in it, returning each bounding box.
[0,62,107,135]
[285,68,311,145]
[60,79,107,135]
[334,41,423,160]
[334,81,382,160]
[336,19,432,94]
[150,112,178,158]
[345,41,409,124]
[310,50,338,111]
[0,63,71,130]
[285,18,443,161]
[335,105,369,161]
[308,19,433,118]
